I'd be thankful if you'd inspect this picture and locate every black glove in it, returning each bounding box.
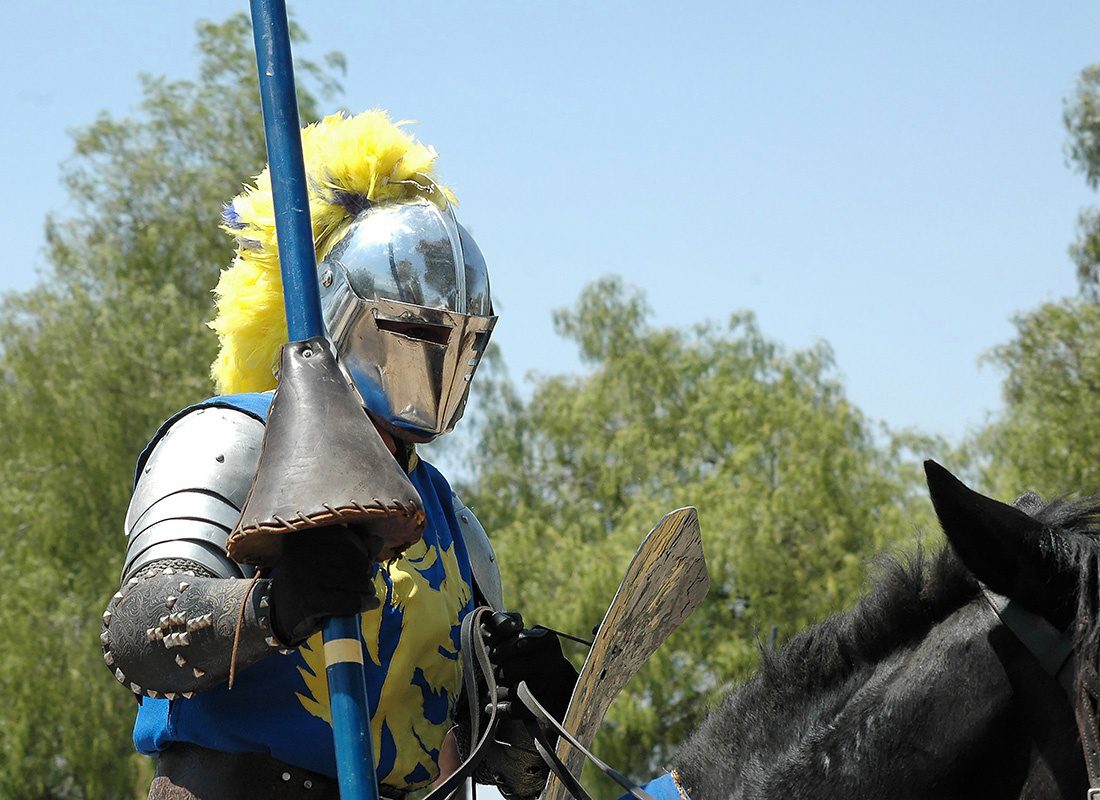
[483,611,579,722]
[268,527,382,647]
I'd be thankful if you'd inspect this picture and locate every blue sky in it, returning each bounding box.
[3,1,1099,445]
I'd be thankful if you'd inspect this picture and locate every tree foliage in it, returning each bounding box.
[460,278,930,796]
[976,63,1100,501]
[1066,65,1100,292]
[977,299,1100,500]
[0,16,341,798]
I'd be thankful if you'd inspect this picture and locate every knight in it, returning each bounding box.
[99,111,577,799]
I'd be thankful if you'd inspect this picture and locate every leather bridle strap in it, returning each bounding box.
[979,587,1100,796]
[514,681,659,800]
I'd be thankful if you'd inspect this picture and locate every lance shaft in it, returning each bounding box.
[248,2,379,798]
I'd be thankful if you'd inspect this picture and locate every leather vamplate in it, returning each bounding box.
[227,338,426,565]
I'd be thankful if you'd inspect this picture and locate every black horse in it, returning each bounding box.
[667,462,1100,799]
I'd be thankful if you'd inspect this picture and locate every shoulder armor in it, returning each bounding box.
[452,491,504,610]
[123,406,264,581]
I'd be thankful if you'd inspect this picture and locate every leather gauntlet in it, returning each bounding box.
[101,563,286,699]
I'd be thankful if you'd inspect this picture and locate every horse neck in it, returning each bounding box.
[673,596,1084,799]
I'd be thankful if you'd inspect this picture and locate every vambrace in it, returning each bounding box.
[100,561,286,699]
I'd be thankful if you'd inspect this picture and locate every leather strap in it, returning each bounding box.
[420,607,508,800]
[514,682,657,800]
[980,586,1100,796]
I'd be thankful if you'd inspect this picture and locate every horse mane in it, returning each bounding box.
[753,542,978,698]
[1036,496,1100,674]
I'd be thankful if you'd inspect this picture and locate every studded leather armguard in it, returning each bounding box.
[100,561,287,699]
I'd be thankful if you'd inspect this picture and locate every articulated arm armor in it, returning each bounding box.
[101,407,286,699]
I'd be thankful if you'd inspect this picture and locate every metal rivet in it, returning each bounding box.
[304,780,313,789]
[100,630,111,645]
[130,683,142,695]
[178,582,190,592]
[182,692,194,699]
[103,651,114,666]
[460,515,469,524]
[302,348,313,358]
[321,269,333,288]
[102,610,112,624]
[175,654,187,667]
[166,596,178,609]
[282,773,291,782]
[259,596,269,609]
[215,454,225,463]
[192,667,205,679]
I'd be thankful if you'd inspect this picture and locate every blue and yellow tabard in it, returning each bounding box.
[133,393,475,790]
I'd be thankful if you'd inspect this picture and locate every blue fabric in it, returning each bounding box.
[132,393,475,788]
[619,773,687,800]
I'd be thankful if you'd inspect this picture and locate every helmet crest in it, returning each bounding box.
[210,110,454,394]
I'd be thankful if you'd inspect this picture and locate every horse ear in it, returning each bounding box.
[924,460,1074,628]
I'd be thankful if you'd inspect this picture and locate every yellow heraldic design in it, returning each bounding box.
[210,110,455,395]
[294,532,472,789]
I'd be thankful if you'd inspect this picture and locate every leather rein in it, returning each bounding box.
[980,587,1100,798]
[417,606,658,800]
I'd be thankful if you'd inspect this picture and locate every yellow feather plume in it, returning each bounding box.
[209,110,454,394]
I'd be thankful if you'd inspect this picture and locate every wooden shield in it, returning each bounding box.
[541,507,708,800]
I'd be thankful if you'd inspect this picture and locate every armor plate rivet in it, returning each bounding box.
[216,454,225,463]
[304,780,313,789]
[282,773,291,782]
[321,269,333,288]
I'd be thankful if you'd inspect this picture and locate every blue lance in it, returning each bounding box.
[247,2,379,798]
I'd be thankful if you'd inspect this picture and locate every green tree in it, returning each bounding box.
[975,63,1100,500]
[976,299,1100,499]
[460,277,930,796]
[0,15,341,798]
[1066,65,1100,291]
